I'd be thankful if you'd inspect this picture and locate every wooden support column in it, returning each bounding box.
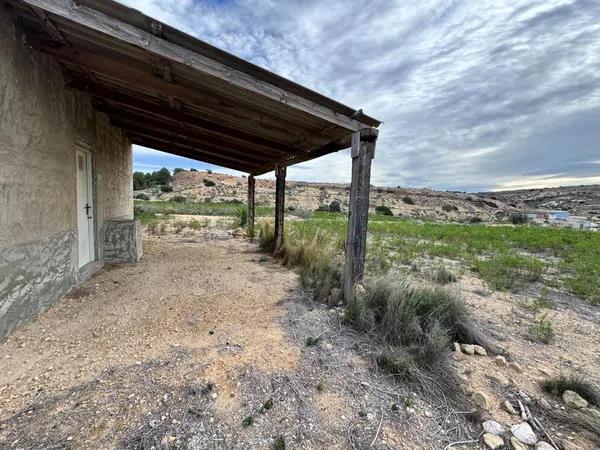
[274,165,287,253]
[343,128,378,302]
[247,175,255,238]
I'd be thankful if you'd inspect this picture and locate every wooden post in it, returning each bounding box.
[343,128,378,302]
[247,175,255,238]
[274,165,286,253]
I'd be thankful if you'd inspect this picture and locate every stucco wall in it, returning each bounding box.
[0,8,134,339]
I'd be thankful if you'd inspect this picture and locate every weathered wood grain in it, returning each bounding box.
[274,166,287,253]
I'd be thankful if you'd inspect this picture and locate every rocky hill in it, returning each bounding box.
[480,185,600,219]
[165,170,513,222]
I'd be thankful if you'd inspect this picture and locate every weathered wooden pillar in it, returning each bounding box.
[274,165,286,253]
[343,128,378,302]
[247,175,255,237]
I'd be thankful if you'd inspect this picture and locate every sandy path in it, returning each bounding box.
[0,237,301,448]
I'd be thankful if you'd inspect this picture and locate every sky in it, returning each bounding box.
[126,0,600,192]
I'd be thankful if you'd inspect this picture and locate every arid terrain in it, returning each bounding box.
[1,208,600,449]
[156,170,600,222]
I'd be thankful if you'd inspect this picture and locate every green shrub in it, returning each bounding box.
[375,205,393,216]
[442,204,457,212]
[402,196,415,205]
[432,266,457,284]
[171,195,186,203]
[236,206,248,227]
[531,314,555,344]
[473,253,544,291]
[509,213,529,225]
[542,375,600,408]
[259,220,276,251]
[159,185,173,193]
[134,193,150,200]
[203,178,216,187]
[329,200,341,213]
[469,216,483,224]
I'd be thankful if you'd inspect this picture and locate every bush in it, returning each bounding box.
[236,206,248,228]
[159,185,173,193]
[468,216,483,224]
[134,193,150,200]
[203,179,216,187]
[171,196,187,203]
[190,168,197,172]
[442,204,457,212]
[207,169,212,174]
[329,200,341,213]
[259,220,276,252]
[375,205,393,216]
[531,314,555,344]
[173,168,185,174]
[509,213,529,225]
[542,375,600,408]
[432,266,457,284]
[402,196,415,205]
[316,205,330,212]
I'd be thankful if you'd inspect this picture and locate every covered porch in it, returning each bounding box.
[7,0,381,301]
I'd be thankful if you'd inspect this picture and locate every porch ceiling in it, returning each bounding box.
[7,0,381,175]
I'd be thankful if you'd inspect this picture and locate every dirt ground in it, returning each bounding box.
[2,229,599,449]
[0,234,454,449]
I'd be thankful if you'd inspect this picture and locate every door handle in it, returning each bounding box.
[84,203,92,219]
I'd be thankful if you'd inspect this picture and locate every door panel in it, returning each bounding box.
[76,150,95,268]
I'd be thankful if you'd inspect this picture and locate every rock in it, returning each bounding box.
[562,442,583,450]
[482,420,505,436]
[562,390,588,409]
[494,355,507,366]
[511,422,537,445]
[537,398,552,410]
[355,284,366,295]
[452,351,466,362]
[536,366,553,377]
[483,433,504,449]
[473,392,491,410]
[453,342,461,352]
[510,436,528,450]
[474,345,487,356]
[488,372,511,387]
[503,400,518,415]
[582,407,600,421]
[508,362,524,373]
[535,442,554,450]
[461,344,475,355]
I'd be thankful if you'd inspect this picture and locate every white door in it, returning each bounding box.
[76,149,95,268]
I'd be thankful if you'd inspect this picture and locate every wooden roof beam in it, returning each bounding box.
[19,0,369,131]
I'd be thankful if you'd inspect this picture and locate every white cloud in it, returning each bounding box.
[124,0,600,191]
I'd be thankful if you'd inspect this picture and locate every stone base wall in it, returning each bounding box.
[101,220,143,264]
[0,230,78,339]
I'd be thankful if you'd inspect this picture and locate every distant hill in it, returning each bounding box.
[154,170,512,222]
[480,185,600,219]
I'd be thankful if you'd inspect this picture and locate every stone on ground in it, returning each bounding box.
[488,372,511,387]
[474,345,487,356]
[494,355,507,366]
[562,390,588,409]
[473,392,491,410]
[461,344,475,355]
[503,400,518,415]
[482,420,505,436]
[483,433,504,450]
[453,342,461,352]
[511,422,537,445]
[535,442,554,450]
[508,362,524,373]
[510,436,528,450]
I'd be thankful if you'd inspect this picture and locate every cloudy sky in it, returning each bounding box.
[126,0,600,192]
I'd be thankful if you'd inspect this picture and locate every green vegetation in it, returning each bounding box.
[134,199,272,217]
[203,178,216,187]
[235,206,248,228]
[542,375,600,408]
[375,205,393,216]
[281,212,600,304]
[133,167,172,190]
[305,336,322,347]
[530,314,556,344]
[432,266,457,284]
[402,196,415,205]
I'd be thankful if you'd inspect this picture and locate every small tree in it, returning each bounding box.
[203,179,216,187]
[133,171,147,190]
[509,213,529,225]
[329,200,341,213]
[173,168,185,174]
[160,185,173,193]
[402,196,415,205]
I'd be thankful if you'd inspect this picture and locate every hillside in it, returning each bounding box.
[481,185,600,219]
[161,170,512,222]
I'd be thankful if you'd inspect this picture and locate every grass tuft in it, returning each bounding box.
[432,266,457,284]
[530,314,555,344]
[542,375,600,408]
